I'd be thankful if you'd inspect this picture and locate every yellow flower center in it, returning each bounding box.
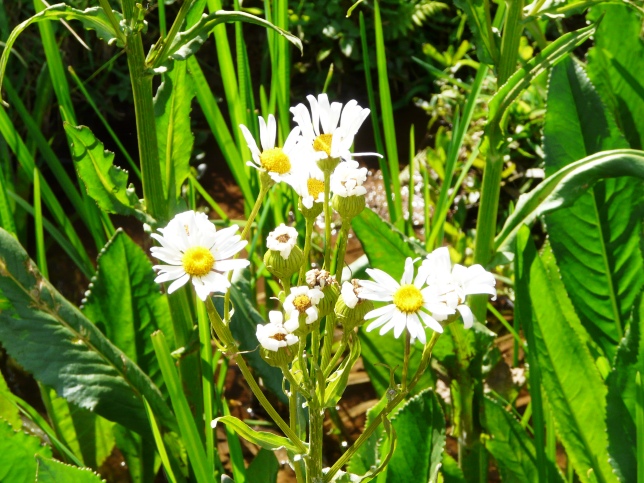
[393,284,424,314]
[293,294,312,313]
[313,133,333,156]
[307,178,325,199]
[260,148,291,174]
[182,246,215,277]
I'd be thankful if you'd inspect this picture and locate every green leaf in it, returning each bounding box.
[0,4,123,104]
[0,419,52,482]
[160,10,302,65]
[441,453,465,483]
[587,4,644,149]
[543,57,644,358]
[483,396,563,483]
[213,416,304,454]
[495,149,644,255]
[82,229,174,391]
[517,235,617,483]
[154,61,195,201]
[352,208,425,281]
[324,332,361,408]
[452,0,497,65]
[64,123,152,224]
[381,388,446,483]
[0,228,175,434]
[48,392,115,469]
[488,22,596,133]
[605,291,644,482]
[246,449,279,483]
[35,455,104,482]
[347,398,386,477]
[0,369,21,430]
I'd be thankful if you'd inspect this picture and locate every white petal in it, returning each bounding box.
[365,268,400,291]
[239,124,261,159]
[364,303,396,319]
[457,304,475,329]
[418,310,443,333]
[307,95,321,136]
[283,126,301,152]
[401,257,414,285]
[266,114,277,150]
[167,273,190,294]
[215,258,250,273]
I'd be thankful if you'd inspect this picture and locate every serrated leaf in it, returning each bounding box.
[587,4,644,149]
[452,0,497,65]
[0,419,52,482]
[483,396,564,483]
[36,455,104,482]
[64,123,151,223]
[379,388,445,483]
[0,369,21,430]
[213,416,304,454]
[0,4,123,104]
[543,57,644,359]
[0,228,175,434]
[495,149,644,255]
[160,10,302,65]
[82,229,174,392]
[517,235,617,483]
[352,208,426,281]
[605,291,644,481]
[154,60,195,201]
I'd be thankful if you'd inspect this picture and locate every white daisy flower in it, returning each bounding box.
[283,286,325,331]
[420,247,496,329]
[341,280,361,309]
[240,114,303,184]
[290,94,379,163]
[288,164,326,209]
[266,224,299,259]
[150,211,250,301]
[358,258,455,344]
[330,160,368,197]
[256,311,299,351]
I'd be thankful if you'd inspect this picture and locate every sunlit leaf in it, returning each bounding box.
[0,419,52,482]
[35,455,104,482]
[213,416,304,454]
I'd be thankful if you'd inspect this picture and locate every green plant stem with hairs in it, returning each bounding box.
[298,216,315,285]
[323,169,333,269]
[323,331,442,482]
[333,220,351,280]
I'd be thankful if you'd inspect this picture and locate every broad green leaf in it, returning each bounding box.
[519,234,617,483]
[213,416,304,454]
[159,10,302,66]
[64,124,151,224]
[605,291,644,481]
[35,455,104,482]
[495,149,644,255]
[0,369,21,430]
[347,398,386,477]
[82,229,174,391]
[483,396,563,483]
[488,22,595,133]
[246,449,279,483]
[352,208,425,281]
[0,228,175,434]
[587,4,644,149]
[113,425,159,483]
[378,388,446,483]
[452,0,497,65]
[543,57,644,358]
[359,327,433,398]
[0,419,52,482]
[221,271,286,402]
[154,61,195,201]
[0,4,123,104]
[48,392,115,469]
[441,453,466,483]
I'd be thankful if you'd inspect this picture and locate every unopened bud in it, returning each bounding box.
[332,194,365,220]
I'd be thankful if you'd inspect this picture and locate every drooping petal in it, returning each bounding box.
[418,310,444,333]
[239,124,261,159]
[456,304,474,329]
[167,273,190,294]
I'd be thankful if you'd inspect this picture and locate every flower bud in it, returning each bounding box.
[332,193,365,220]
[298,198,324,219]
[306,269,340,318]
[264,246,304,280]
[316,156,341,174]
[261,346,296,367]
[256,311,298,367]
[335,280,373,331]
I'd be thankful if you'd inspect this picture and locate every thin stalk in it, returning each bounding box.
[323,170,332,269]
[98,0,126,45]
[307,406,324,483]
[323,332,347,378]
[324,332,441,482]
[33,167,47,279]
[197,299,215,473]
[401,331,410,391]
[298,217,314,285]
[126,31,167,222]
[333,220,351,281]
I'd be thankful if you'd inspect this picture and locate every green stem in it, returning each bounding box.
[98,0,126,45]
[333,220,350,280]
[307,406,325,483]
[320,314,336,371]
[298,217,314,285]
[401,331,410,391]
[323,170,332,269]
[125,31,166,222]
[197,299,215,471]
[324,332,441,482]
[323,330,347,378]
